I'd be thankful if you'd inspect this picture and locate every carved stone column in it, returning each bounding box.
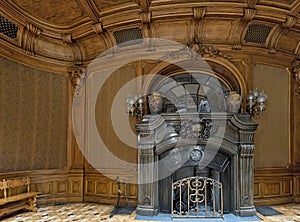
[136,115,165,216]
[231,113,258,216]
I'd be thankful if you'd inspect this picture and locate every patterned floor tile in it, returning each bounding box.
[1,203,300,222]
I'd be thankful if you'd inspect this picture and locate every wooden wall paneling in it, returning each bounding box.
[57,180,69,196]
[69,176,83,197]
[254,168,294,206]
[96,181,110,196]
[84,172,137,206]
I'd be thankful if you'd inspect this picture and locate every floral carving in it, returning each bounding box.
[180,117,216,139]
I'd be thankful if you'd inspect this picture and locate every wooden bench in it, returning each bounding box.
[0,177,41,217]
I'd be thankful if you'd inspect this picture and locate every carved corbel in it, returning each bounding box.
[291,60,300,97]
[68,66,86,89]
[21,23,41,55]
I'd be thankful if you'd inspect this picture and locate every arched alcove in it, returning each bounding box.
[144,59,243,114]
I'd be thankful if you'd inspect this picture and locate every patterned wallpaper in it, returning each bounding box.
[0,56,68,172]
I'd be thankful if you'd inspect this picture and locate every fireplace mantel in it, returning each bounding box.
[136,112,258,217]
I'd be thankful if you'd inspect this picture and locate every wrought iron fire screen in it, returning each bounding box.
[172,176,223,218]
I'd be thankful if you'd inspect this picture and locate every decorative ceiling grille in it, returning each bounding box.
[0,15,18,39]
[244,24,272,44]
[113,27,143,47]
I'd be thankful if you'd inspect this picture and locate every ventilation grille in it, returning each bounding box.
[244,24,272,44]
[113,27,143,47]
[0,15,18,39]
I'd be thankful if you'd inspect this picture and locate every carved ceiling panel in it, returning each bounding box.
[13,0,85,26]
[1,0,300,72]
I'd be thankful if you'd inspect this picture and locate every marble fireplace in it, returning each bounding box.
[135,112,258,217]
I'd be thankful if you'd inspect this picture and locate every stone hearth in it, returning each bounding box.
[136,113,258,217]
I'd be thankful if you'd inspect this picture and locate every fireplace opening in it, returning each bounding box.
[172,176,223,218]
[158,146,231,216]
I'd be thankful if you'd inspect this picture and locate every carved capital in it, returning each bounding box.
[68,66,86,89]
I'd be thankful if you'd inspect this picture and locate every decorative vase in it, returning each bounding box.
[148,93,163,114]
[225,91,242,113]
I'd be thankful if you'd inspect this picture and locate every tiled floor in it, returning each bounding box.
[0,203,300,222]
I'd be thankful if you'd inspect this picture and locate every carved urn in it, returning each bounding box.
[225,91,242,113]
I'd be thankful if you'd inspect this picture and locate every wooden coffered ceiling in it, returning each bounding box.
[1,0,300,72]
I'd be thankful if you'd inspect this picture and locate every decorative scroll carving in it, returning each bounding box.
[172,176,223,218]
[180,117,216,140]
[188,39,232,60]
[21,23,41,55]
[292,60,300,97]
[161,39,231,61]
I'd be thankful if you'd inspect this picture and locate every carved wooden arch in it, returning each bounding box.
[142,57,246,100]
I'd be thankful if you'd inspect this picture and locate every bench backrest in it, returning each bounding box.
[0,177,30,198]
